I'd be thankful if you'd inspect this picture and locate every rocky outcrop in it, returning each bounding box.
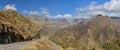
[0,24,24,44]
[0,10,40,44]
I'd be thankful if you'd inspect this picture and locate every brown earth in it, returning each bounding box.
[23,39,53,50]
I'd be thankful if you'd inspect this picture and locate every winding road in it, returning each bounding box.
[0,40,35,50]
[47,39,58,50]
[0,39,58,50]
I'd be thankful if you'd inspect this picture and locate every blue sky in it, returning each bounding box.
[1,0,120,19]
[0,0,109,15]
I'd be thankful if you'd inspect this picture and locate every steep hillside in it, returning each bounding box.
[0,10,40,44]
[23,39,53,50]
[50,16,120,50]
[28,16,71,37]
[27,15,48,27]
[39,21,71,37]
[0,24,24,44]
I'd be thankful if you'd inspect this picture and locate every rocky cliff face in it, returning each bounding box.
[0,24,24,44]
[50,16,120,50]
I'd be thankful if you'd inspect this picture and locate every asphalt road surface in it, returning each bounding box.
[0,39,58,50]
[0,40,35,50]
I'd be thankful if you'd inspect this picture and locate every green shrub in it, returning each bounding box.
[90,48,96,50]
[104,43,120,50]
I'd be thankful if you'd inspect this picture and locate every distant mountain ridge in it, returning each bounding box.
[50,16,120,50]
[27,15,71,37]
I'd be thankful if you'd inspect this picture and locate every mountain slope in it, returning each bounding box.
[50,16,120,50]
[0,10,40,44]
[28,16,71,38]
[39,20,71,37]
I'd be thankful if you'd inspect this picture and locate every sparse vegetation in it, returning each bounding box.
[103,43,120,50]
[0,10,40,44]
[90,48,96,50]
[22,40,53,50]
[50,16,120,50]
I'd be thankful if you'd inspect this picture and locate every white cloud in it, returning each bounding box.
[103,0,120,12]
[3,4,17,10]
[27,8,49,16]
[109,12,120,17]
[78,0,120,12]
[39,8,73,19]
[29,11,39,15]
[55,14,73,18]
[40,7,49,16]
[77,0,120,18]
[23,10,28,13]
